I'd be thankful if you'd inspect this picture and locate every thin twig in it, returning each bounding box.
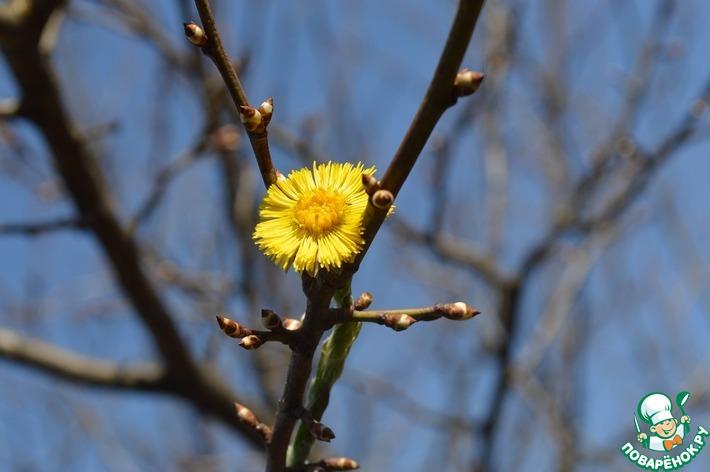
[285,457,359,472]
[191,0,277,187]
[128,133,211,231]
[343,367,477,435]
[269,124,329,165]
[216,314,300,349]
[0,217,84,236]
[380,0,486,198]
[331,302,479,332]
[392,218,509,287]
[333,0,487,282]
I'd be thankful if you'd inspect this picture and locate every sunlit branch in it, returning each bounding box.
[187,2,277,187]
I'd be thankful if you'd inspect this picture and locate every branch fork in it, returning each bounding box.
[240,98,274,133]
[193,0,488,470]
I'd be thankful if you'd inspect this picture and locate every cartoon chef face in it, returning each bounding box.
[650,418,678,438]
[638,392,676,435]
[635,391,693,452]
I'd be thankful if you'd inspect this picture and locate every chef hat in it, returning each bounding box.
[638,393,673,425]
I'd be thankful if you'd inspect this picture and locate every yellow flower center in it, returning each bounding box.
[294,189,346,235]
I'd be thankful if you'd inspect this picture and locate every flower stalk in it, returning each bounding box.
[287,281,360,466]
[193,0,489,469]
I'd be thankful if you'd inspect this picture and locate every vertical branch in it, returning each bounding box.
[266,275,337,472]
[380,0,486,198]
[190,2,488,470]
[191,0,278,187]
[287,283,358,466]
[340,0,487,278]
[273,1,487,470]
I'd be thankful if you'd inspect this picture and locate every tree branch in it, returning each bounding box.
[0,217,85,236]
[392,218,509,287]
[273,2,487,469]
[189,1,277,187]
[266,275,336,472]
[335,0,487,281]
[0,325,270,447]
[380,1,485,198]
[128,132,211,232]
[215,313,301,349]
[0,0,267,448]
[184,2,487,470]
[0,327,168,391]
[331,302,479,332]
[285,457,359,472]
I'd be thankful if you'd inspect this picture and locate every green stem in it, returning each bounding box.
[287,279,360,466]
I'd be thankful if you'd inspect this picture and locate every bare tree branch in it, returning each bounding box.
[265,2,488,470]
[0,0,267,448]
[331,301,479,332]
[269,124,329,165]
[392,218,509,287]
[129,132,211,232]
[266,275,335,472]
[0,327,168,391]
[337,0,487,281]
[0,217,84,236]
[190,0,277,187]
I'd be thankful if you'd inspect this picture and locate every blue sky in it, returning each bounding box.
[1,0,710,470]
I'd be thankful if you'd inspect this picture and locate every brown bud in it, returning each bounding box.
[256,423,272,443]
[261,308,283,330]
[184,22,208,47]
[616,136,636,158]
[239,106,257,118]
[258,98,274,126]
[210,124,240,152]
[234,402,258,427]
[239,335,264,350]
[239,106,263,132]
[309,420,336,442]
[322,457,360,470]
[216,315,252,338]
[441,302,479,320]
[282,318,302,331]
[361,173,380,195]
[155,260,177,280]
[383,314,416,331]
[353,291,373,310]
[691,98,708,119]
[454,69,485,97]
[371,189,394,209]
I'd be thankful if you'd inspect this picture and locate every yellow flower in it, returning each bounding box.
[253,161,376,276]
